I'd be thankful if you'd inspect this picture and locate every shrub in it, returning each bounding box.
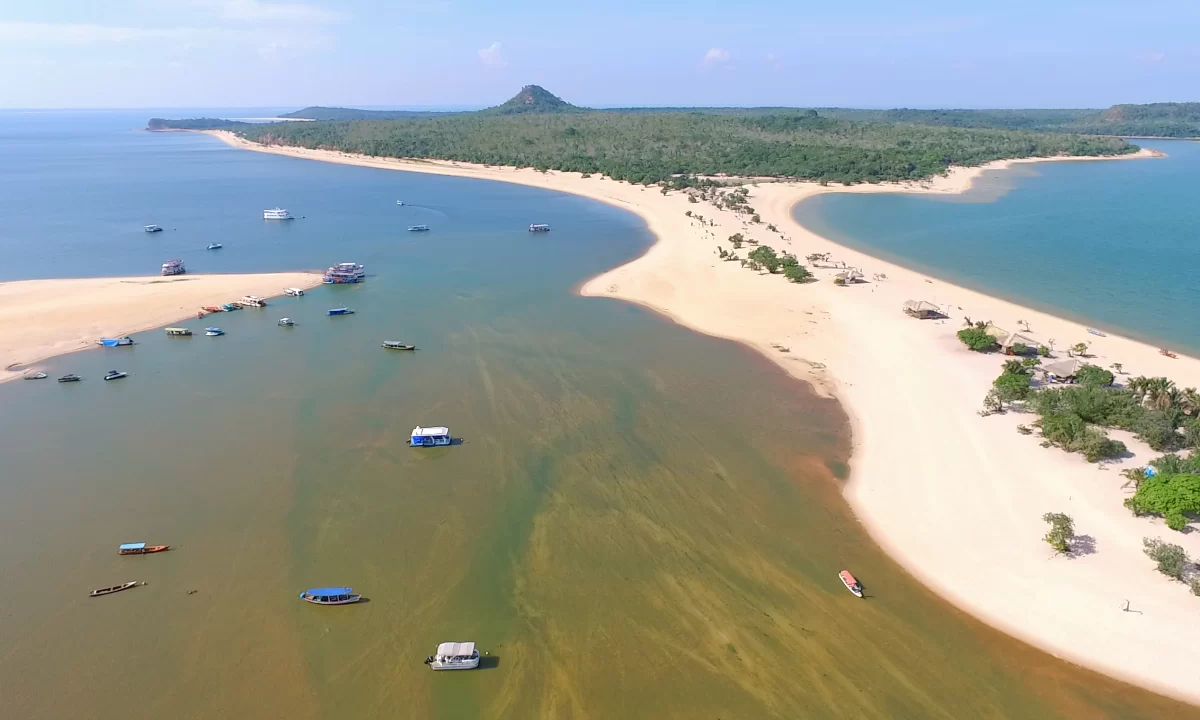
[783,264,810,283]
[1038,411,1126,461]
[1011,343,1029,355]
[687,195,698,203]
[1132,411,1181,452]
[1143,537,1189,580]
[1183,419,1200,449]
[957,327,997,352]
[1076,364,1114,387]
[833,277,847,286]
[1038,345,1051,357]
[747,246,780,273]
[1191,576,1200,596]
[1042,512,1075,554]
[993,372,1031,406]
[1078,427,1126,462]
[1124,473,1200,531]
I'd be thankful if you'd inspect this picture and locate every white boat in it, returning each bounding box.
[299,587,361,605]
[839,570,864,598]
[410,426,451,447]
[408,225,430,232]
[104,370,128,381]
[396,200,405,206]
[278,318,294,327]
[323,262,366,284]
[284,287,305,297]
[144,224,163,233]
[97,337,135,347]
[161,259,186,276]
[425,641,480,670]
[205,327,224,336]
[264,208,293,220]
[529,223,551,232]
[239,295,267,308]
[207,243,222,250]
[24,372,48,380]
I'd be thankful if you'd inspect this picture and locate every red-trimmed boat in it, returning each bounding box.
[118,542,169,555]
[840,570,864,598]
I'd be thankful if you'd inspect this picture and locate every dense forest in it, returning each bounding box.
[278,107,456,121]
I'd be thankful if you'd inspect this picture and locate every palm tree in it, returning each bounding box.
[1179,387,1200,417]
[1144,377,1178,412]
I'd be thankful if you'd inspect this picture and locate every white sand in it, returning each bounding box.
[203,131,1199,704]
[0,273,322,382]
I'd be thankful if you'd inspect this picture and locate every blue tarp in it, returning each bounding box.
[119,542,146,551]
[305,587,353,597]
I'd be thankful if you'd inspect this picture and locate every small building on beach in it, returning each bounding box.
[999,331,1039,355]
[1042,358,1083,383]
[834,270,865,284]
[902,300,944,319]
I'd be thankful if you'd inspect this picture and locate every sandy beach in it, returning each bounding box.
[0,272,321,383]
[199,131,1200,704]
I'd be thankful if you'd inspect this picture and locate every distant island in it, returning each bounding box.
[149,85,1192,185]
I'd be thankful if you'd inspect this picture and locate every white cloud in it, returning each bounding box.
[478,41,506,69]
[702,47,730,67]
[191,0,344,23]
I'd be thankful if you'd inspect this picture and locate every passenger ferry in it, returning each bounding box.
[299,587,361,605]
[263,208,293,220]
[161,259,186,276]
[410,426,451,447]
[407,225,430,232]
[97,337,135,347]
[144,224,163,233]
[284,287,305,297]
[322,262,366,284]
[528,223,551,232]
[239,295,267,308]
[165,327,192,336]
[425,642,480,670]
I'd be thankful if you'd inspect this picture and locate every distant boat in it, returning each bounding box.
[57,374,81,383]
[103,370,128,381]
[161,259,186,276]
[396,200,405,206]
[425,641,480,670]
[278,317,294,327]
[410,425,451,447]
[165,327,192,336]
[299,587,361,605]
[24,372,48,380]
[839,570,864,598]
[328,307,355,316]
[528,223,551,232]
[97,336,134,347]
[1087,328,1106,337]
[264,208,293,220]
[118,542,168,555]
[382,341,416,350]
[205,327,224,336]
[89,581,142,598]
[284,287,305,297]
[144,225,163,233]
[207,243,222,250]
[407,225,430,232]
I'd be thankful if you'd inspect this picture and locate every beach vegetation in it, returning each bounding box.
[994,372,1031,406]
[1068,342,1090,357]
[1010,342,1030,356]
[767,224,778,232]
[783,264,811,283]
[1075,364,1114,388]
[688,194,698,203]
[1021,357,1041,371]
[1042,512,1075,554]
[1125,472,1200,531]
[1184,419,1200,449]
[1038,345,1051,357]
[957,327,997,352]
[1111,362,1123,374]
[728,233,744,249]
[833,277,847,286]
[748,246,781,273]
[1143,537,1190,580]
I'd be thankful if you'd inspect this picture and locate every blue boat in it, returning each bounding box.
[410,425,452,447]
[96,336,134,347]
[328,307,355,316]
[205,327,224,336]
[299,587,361,605]
[221,303,241,312]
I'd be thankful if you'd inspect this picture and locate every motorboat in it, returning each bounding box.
[284,287,305,297]
[118,543,168,555]
[528,223,551,232]
[205,327,224,336]
[396,200,405,206]
[97,337,134,347]
[264,208,293,220]
[221,303,242,312]
[161,259,185,276]
[382,341,416,350]
[239,295,267,308]
[207,243,222,250]
[328,307,355,316]
[57,374,81,383]
[425,642,480,670]
[165,327,192,336]
[410,426,451,447]
[24,372,48,380]
[407,225,430,232]
[299,587,361,605]
[144,225,163,233]
[839,570,864,598]
[90,581,142,597]
[278,318,295,327]
[103,370,128,381]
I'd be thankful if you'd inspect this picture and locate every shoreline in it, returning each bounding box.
[198,130,1200,705]
[0,272,323,383]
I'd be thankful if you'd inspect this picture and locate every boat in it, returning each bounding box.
[528,223,551,232]
[57,374,81,383]
[407,225,430,232]
[144,224,163,233]
[299,587,362,605]
[424,642,480,670]
[278,318,295,327]
[382,341,416,350]
[239,295,267,308]
[161,259,186,276]
[207,243,222,250]
[205,327,224,336]
[202,306,223,313]
[328,307,355,316]
[103,370,128,381]
[97,336,135,347]
[396,200,405,206]
[263,208,293,220]
[89,581,142,597]
[322,262,366,284]
[24,372,48,380]
[410,425,451,447]
[839,570,864,598]
[118,542,168,555]
[284,287,305,297]
[1161,348,1178,359]
[221,303,241,312]
[165,327,192,336]
[1087,328,1106,337]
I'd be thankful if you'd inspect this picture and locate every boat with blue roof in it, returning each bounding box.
[299,587,361,605]
[328,307,355,316]
[410,426,452,447]
[118,542,169,555]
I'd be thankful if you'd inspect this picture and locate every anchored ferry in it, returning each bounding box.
[263,208,293,220]
[323,262,366,284]
[161,259,186,276]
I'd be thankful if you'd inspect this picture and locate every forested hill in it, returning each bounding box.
[279,107,457,121]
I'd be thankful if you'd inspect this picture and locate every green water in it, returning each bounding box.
[0,115,1194,718]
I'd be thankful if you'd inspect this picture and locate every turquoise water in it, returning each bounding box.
[0,111,1195,718]
[793,140,1200,353]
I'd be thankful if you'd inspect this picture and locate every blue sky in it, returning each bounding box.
[1,0,1197,109]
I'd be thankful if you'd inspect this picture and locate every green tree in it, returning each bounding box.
[1125,473,1200,530]
[1069,342,1089,357]
[957,327,997,352]
[1010,343,1030,355]
[747,246,781,273]
[783,264,810,283]
[728,233,744,249]
[1143,537,1190,580]
[1041,512,1075,554]
[993,372,1031,406]
[1076,364,1114,388]
[1037,345,1051,357]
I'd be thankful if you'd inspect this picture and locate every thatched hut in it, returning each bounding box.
[834,270,865,284]
[999,332,1039,355]
[1042,358,1083,383]
[902,300,943,319]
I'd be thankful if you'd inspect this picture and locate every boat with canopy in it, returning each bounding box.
[425,641,480,670]
[299,587,361,605]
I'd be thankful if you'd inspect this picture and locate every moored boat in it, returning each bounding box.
[240,295,267,308]
[89,581,142,597]
[328,307,355,316]
[299,587,361,605]
[207,243,222,250]
[221,303,241,312]
[264,207,293,220]
[528,223,551,232]
[407,224,430,232]
[382,341,416,350]
[322,262,366,284]
[278,317,295,327]
[103,370,128,381]
[97,336,135,347]
[165,327,192,336]
[144,224,163,233]
[24,372,48,380]
[118,542,169,555]
[161,259,185,276]
[839,570,864,598]
[425,642,480,670]
[410,425,451,447]
[205,327,224,336]
[284,287,305,297]
[58,373,81,383]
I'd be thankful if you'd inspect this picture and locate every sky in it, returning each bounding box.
[1,0,1198,109]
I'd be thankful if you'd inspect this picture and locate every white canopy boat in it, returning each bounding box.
[425,641,480,670]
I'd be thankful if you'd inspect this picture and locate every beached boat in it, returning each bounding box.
[97,336,135,347]
[144,224,163,233]
[328,307,355,316]
[221,303,241,312]
[103,370,128,381]
[425,642,480,670]
[839,570,864,598]
[263,207,293,220]
[278,318,294,327]
[382,341,416,350]
[408,225,430,232]
[1087,328,1106,337]
[57,374,81,383]
[89,581,142,597]
[118,542,168,555]
[240,295,267,308]
[284,287,305,297]
[202,306,223,313]
[529,223,551,232]
[410,426,451,447]
[165,327,192,336]
[161,259,185,276]
[299,587,361,605]
[322,262,366,284]
[24,372,48,380]
[207,243,222,250]
[205,327,224,336]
